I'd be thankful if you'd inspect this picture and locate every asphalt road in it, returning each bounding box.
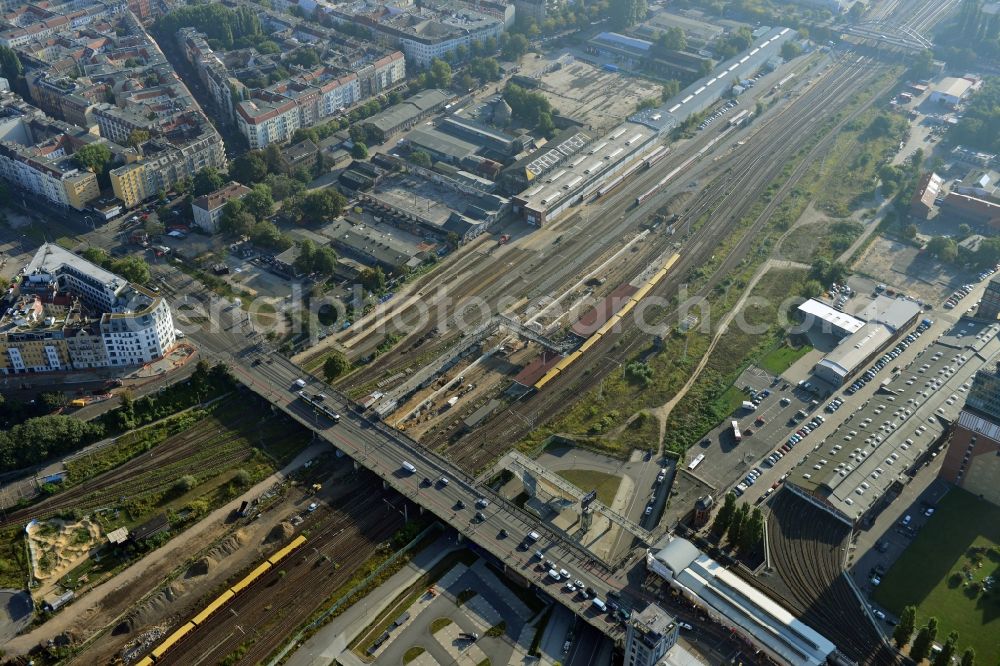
[188,317,640,637]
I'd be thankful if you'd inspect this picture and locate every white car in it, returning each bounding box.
[679,622,694,631]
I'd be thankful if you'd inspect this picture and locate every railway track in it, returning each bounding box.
[154,477,402,666]
[764,492,901,665]
[446,55,891,472]
[0,400,287,529]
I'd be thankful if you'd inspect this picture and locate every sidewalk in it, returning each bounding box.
[284,535,461,666]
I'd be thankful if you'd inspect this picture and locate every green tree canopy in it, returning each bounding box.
[610,0,647,29]
[359,266,387,292]
[429,58,452,88]
[73,143,113,174]
[243,183,274,219]
[0,45,23,83]
[909,617,938,662]
[193,166,225,196]
[297,188,345,224]
[409,150,432,168]
[892,606,916,648]
[351,142,369,160]
[230,151,269,184]
[656,27,687,51]
[926,236,958,262]
[323,350,351,380]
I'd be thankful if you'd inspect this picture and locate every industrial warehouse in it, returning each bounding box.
[507,26,796,227]
[800,295,923,386]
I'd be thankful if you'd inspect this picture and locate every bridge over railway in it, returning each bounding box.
[228,350,646,637]
[841,20,933,52]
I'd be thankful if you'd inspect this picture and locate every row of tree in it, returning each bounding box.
[154,4,263,51]
[81,248,151,285]
[710,493,765,556]
[892,608,976,665]
[0,362,233,472]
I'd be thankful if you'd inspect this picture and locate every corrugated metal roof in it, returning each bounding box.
[797,299,864,335]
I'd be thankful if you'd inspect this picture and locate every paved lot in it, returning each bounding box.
[376,559,532,665]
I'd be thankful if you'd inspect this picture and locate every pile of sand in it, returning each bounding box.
[266,522,294,544]
[184,556,216,579]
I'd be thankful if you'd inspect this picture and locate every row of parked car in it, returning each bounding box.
[698,100,739,130]
[845,320,931,395]
[944,283,978,310]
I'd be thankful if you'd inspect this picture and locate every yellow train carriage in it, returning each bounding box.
[150,622,195,659]
[267,534,307,566]
[190,589,235,626]
[230,561,272,594]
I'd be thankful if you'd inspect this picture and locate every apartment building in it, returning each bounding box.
[0,91,106,209]
[0,243,176,375]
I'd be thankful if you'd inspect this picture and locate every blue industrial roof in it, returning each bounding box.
[595,31,652,52]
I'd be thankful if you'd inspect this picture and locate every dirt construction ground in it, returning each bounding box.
[5,444,327,662]
[533,55,663,131]
[851,235,975,304]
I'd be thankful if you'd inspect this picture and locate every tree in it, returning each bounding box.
[323,349,351,379]
[409,150,432,168]
[73,143,113,174]
[429,58,452,88]
[910,617,938,662]
[503,33,528,60]
[294,239,317,275]
[959,647,975,666]
[661,79,681,100]
[359,266,387,292]
[0,45,23,83]
[657,27,686,51]
[847,1,865,22]
[265,173,305,201]
[610,0,647,29]
[933,630,959,666]
[243,183,274,219]
[712,492,737,535]
[111,256,151,284]
[298,188,345,223]
[351,142,369,160]
[893,606,917,648]
[230,151,268,184]
[193,166,225,196]
[800,279,824,298]
[127,129,150,148]
[726,503,749,546]
[738,506,763,553]
[958,223,972,238]
[536,111,556,138]
[903,223,918,239]
[781,41,803,60]
[220,200,255,237]
[249,220,290,250]
[926,236,958,262]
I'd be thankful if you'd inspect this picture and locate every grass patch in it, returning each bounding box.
[485,620,506,638]
[403,646,425,663]
[662,268,810,454]
[758,343,813,376]
[556,469,622,506]
[430,617,452,634]
[874,488,1000,665]
[0,527,28,588]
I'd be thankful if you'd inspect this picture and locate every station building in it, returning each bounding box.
[647,538,837,666]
